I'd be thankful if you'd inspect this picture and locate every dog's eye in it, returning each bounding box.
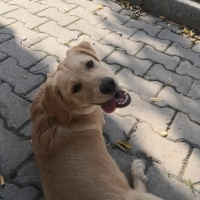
[85,60,94,69]
[72,83,82,93]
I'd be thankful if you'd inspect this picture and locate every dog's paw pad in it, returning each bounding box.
[131,159,147,181]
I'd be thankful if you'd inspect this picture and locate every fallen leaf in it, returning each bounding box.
[117,140,132,149]
[63,7,69,13]
[150,97,163,102]
[64,41,71,46]
[181,27,190,34]
[159,16,165,19]
[115,142,126,152]
[168,78,172,83]
[160,131,168,137]
[97,4,104,10]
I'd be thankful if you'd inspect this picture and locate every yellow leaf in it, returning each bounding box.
[160,131,168,137]
[150,97,163,102]
[181,27,190,34]
[115,142,126,152]
[159,16,165,19]
[97,4,104,10]
[117,141,132,149]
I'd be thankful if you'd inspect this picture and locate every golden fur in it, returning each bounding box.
[31,42,163,200]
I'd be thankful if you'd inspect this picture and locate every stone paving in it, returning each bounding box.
[0,0,200,199]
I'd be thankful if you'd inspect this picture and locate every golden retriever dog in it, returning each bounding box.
[31,42,163,200]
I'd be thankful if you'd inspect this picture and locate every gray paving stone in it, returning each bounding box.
[38,0,77,13]
[32,37,67,61]
[103,63,121,74]
[26,88,39,102]
[0,52,7,61]
[176,60,200,79]
[120,9,132,16]
[0,21,48,47]
[70,35,114,60]
[0,119,32,175]
[146,163,198,200]
[129,122,189,176]
[0,83,30,129]
[130,31,171,51]
[68,19,110,41]
[156,21,180,32]
[38,21,80,44]
[117,68,162,98]
[115,92,175,132]
[168,112,200,147]
[37,7,78,27]
[0,1,18,15]
[105,50,152,76]
[166,43,200,67]
[67,0,98,11]
[68,6,104,26]
[125,19,162,36]
[20,123,32,137]
[101,32,143,56]
[146,64,193,94]
[192,43,200,53]
[0,184,39,200]
[97,21,137,39]
[158,86,200,124]
[97,7,130,24]
[188,81,200,99]
[137,45,180,70]
[4,8,48,29]
[30,56,59,75]
[9,0,49,14]
[183,148,200,183]
[14,161,41,188]
[0,33,12,43]
[0,58,44,94]
[103,113,137,143]
[0,15,15,28]
[157,29,192,48]
[0,39,46,68]
[93,0,122,12]
[139,14,163,24]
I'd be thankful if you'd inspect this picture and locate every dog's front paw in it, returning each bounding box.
[131,159,148,182]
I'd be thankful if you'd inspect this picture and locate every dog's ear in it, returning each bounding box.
[70,41,100,62]
[41,79,71,125]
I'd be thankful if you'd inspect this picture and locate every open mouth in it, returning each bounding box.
[101,88,131,113]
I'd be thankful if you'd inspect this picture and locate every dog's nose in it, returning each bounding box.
[100,77,116,95]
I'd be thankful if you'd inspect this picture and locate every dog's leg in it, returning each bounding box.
[131,159,148,193]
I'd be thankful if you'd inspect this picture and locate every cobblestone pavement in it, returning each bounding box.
[0,0,200,199]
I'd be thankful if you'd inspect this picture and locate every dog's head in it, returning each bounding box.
[40,42,118,125]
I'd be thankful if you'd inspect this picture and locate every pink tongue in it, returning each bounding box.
[101,97,116,113]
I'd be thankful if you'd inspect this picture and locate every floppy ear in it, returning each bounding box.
[69,41,100,62]
[41,80,71,125]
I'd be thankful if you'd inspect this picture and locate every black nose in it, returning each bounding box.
[100,77,116,95]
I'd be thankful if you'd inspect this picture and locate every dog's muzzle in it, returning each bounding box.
[99,77,117,95]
